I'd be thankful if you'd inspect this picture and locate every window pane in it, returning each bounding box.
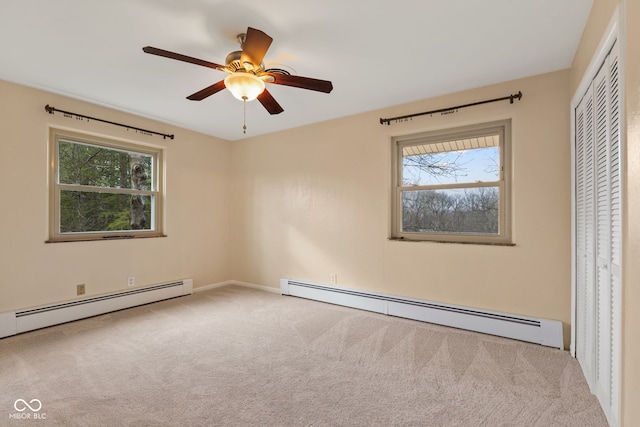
[402,146,499,186]
[58,140,152,191]
[402,187,499,234]
[60,190,152,233]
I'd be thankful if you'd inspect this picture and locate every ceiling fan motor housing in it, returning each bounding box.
[225,50,264,74]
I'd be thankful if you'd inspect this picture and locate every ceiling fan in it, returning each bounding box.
[142,27,333,116]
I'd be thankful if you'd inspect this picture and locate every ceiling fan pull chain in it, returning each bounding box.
[243,97,247,134]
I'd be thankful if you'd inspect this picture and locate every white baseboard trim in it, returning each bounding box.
[233,281,281,294]
[194,280,280,294]
[193,281,236,293]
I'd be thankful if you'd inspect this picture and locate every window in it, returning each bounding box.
[391,120,511,244]
[48,129,164,242]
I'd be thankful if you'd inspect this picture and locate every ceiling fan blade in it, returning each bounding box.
[257,89,284,115]
[241,27,273,68]
[265,73,333,93]
[186,80,226,101]
[143,46,224,70]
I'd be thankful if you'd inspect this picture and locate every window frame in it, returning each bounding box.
[48,128,165,242]
[390,120,512,245]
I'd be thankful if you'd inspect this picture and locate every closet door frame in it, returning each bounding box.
[570,6,624,427]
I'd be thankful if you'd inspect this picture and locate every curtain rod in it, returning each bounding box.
[44,105,175,140]
[379,91,522,125]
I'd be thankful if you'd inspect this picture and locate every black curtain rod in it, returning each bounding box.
[379,91,522,125]
[44,105,175,140]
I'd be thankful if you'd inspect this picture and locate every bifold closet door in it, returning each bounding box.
[575,78,596,395]
[574,41,621,427]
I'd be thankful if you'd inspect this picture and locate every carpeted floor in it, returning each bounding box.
[1,285,608,426]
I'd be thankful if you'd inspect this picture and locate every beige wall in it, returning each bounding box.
[570,0,640,424]
[0,80,233,312]
[570,0,619,95]
[232,70,573,346]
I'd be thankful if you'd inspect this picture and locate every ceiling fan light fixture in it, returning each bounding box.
[224,72,265,102]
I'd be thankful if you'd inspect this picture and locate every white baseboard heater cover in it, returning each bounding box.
[0,279,193,339]
[281,279,563,350]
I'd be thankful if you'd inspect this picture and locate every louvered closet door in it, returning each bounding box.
[575,81,596,390]
[575,41,621,427]
[597,41,621,425]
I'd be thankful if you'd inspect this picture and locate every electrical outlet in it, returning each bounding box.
[127,277,135,287]
[330,273,337,284]
[77,284,85,295]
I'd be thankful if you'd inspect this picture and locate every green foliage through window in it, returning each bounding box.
[58,141,152,190]
[60,191,152,232]
[49,130,163,241]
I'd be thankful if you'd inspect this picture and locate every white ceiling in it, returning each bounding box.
[0,0,593,141]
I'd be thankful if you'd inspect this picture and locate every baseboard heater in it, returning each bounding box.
[281,279,564,350]
[0,279,193,339]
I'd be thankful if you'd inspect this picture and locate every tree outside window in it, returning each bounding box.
[391,120,511,244]
[49,129,163,242]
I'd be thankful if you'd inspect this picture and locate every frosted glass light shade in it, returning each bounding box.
[224,72,265,101]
